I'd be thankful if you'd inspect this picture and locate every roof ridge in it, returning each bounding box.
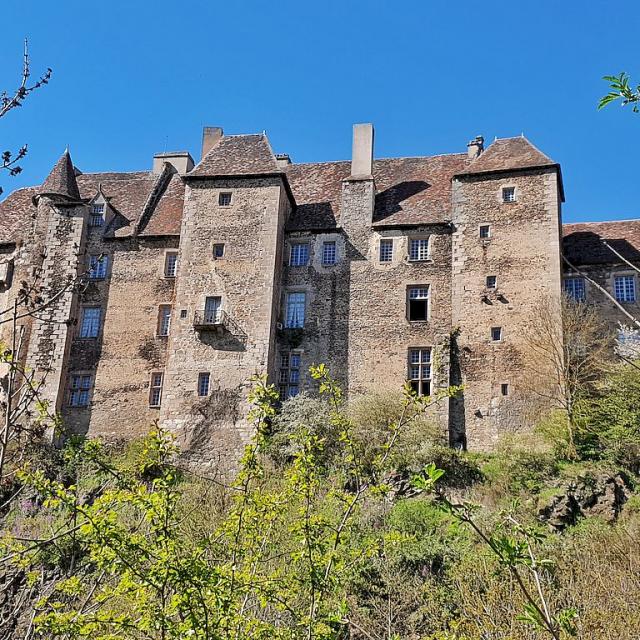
[564,218,640,225]
[289,152,469,167]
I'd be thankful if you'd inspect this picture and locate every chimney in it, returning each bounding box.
[153,151,194,175]
[351,123,374,177]
[467,135,484,159]
[201,126,223,159]
[275,153,291,168]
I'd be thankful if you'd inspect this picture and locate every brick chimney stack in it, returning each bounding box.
[351,123,374,177]
[201,127,223,159]
[467,135,484,159]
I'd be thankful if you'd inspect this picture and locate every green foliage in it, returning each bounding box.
[598,72,640,112]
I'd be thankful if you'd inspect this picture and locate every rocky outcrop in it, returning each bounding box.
[538,471,632,531]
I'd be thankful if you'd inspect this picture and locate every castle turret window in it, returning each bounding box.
[69,374,92,407]
[79,307,101,339]
[614,275,636,303]
[379,239,393,262]
[290,243,309,267]
[149,372,163,407]
[409,238,430,261]
[407,286,429,321]
[285,292,306,328]
[563,277,585,301]
[408,348,432,396]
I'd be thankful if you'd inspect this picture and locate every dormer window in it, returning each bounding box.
[502,187,516,203]
[219,192,232,207]
[90,203,105,227]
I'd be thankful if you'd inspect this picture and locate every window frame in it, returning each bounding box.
[213,243,225,259]
[68,373,92,408]
[149,372,164,407]
[407,347,432,397]
[502,186,516,203]
[164,251,178,278]
[486,275,497,289]
[88,254,108,280]
[89,202,105,227]
[278,351,301,399]
[289,242,310,267]
[79,307,102,339]
[408,237,431,262]
[614,274,636,303]
[321,240,337,266]
[563,276,586,302]
[197,372,211,397]
[379,238,393,263]
[218,192,233,207]
[501,382,509,396]
[284,291,306,328]
[479,224,491,239]
[491,326,503,342]
[157,304,172,337]
[407,285,430,322]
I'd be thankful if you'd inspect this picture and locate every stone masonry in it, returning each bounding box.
[0,124,636,466]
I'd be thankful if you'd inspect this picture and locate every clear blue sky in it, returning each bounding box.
[1,0,638,222]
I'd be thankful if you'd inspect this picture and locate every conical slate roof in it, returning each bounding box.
[38,150,81,201]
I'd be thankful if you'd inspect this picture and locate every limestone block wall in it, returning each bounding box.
[451,168,563,449]
[62,233,178,439]
[160,176,288,468]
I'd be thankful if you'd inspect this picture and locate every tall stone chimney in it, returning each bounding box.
[351,123,374,177]
[201,126,223,159]
[467,135,484,159]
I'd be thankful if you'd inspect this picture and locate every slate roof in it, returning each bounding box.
[285,154,470,230]
[457,136,556,176]
[563,220,640,266]
[188,134,280,177]
[38,150,81,201]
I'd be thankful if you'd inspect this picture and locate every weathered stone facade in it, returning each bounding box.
[0,124,635,465]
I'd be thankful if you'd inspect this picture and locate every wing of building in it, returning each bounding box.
[0,125,635,467]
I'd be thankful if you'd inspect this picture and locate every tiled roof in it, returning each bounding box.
[38,150,81,201]
[562,220,640,266]
[0,186,37,244]
[285,154,470,230]
[139,173,185,236]
[188,134,280,177]
[457,136,556,176]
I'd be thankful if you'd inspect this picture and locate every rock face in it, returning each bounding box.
[538,472,631,530]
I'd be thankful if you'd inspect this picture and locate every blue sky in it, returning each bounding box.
[1,0,638,222]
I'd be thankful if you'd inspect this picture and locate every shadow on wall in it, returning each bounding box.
[563,231,640,266]
[373,180,430,223]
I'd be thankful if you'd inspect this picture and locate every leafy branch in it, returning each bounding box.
[598,72,640,113]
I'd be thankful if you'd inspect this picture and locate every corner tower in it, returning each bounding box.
[160,130,293,468]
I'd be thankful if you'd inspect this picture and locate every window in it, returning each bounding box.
[502,187,516,203]
[491,326,502,342]
[279,352,301,399]
[409,238,430,261]
[69,374,92,407]
[88,254,108,280]
[204,296,222,323]
[164,252,178,278]
[285,292,306,328]
[379,239,393,263]
[197,372,210,397]
[501,383,509,396]
[213,243,225,259]
[563,277,586,302]
[290,243,309,267]
[180,309,187,319]
[486,275,497,289]
[614,275,636,303]
[322,241,336,266]
[218,192,232,206]
[90,203,105,227]
[407,286,429,321]
[157,305,172,336]
[149,372,163,407]
[79,307,101,338]
[479,225,491,239]
[408,348,432,397]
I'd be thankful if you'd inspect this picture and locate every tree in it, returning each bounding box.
[598,72,640,112]
[0,39,52,195]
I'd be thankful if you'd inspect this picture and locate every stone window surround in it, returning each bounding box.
[197,371,211,397]
[218,191,233,207]
[501,185,517,203]
[478,223,492,240]
[407,347,433,397]
[156,304,172,337]
[283,290,306,328]
[67,371,93,408]
[406,285,430,323]
[77,306,102,340]
[491,326,503,342]
[407,236,431,262]
[611,271,638,304]
[379,238,394,263]
[163,251,178,278]
[289,241,310,267]
[149,371,163,408]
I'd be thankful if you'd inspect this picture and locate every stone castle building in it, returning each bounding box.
[0,124,637,464]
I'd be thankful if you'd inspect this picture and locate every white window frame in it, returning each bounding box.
[285,292,306,328]
[408,237,430,262]
[164,252,178,278]
[79,307,101,339]
[502,186,516,203]
[218,192,233,207]
[408,348,432,397]
[290,242,310,267]
[157,304,172,336]
[149,372,163,407]
[479,224,491,239]
[486,275,497,289]
[407,286,430,322]
[321,241,337,266]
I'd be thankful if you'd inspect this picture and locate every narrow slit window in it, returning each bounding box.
[501,383,509,396]
[157,305,172,336]
[149,372,163,407]
[408,348,432,397]
[197,372,211,397]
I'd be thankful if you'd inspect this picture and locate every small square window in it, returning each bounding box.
[164,252,178,278]
[322,241,337,266]
[501,383,509,396]
[502,187,516,203]
[180,309,187,319]
[213,243,225,259]
[379,239,393,263]
[290,243,309,267]
[219,192,232,207]
[479,225,491,239]
[409,238,430,261]
[491,326,502,342]
[486,275,497,289]
[197,372,210,397]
